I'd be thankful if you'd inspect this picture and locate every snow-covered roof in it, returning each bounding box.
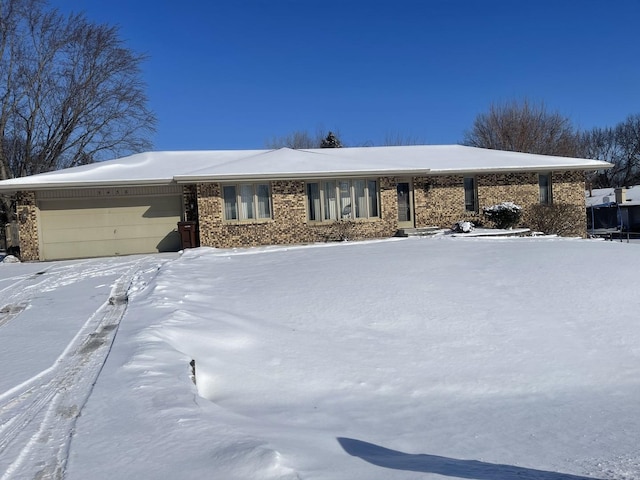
[0,144,612,191]
[585,185,640,207]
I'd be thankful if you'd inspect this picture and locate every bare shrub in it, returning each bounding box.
[526,203,585,236]
[319,219,355,242]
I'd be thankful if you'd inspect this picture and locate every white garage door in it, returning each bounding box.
[38,193,183,260]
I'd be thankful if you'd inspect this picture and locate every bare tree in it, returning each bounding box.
[613,115,640,186]
[265,130,318,149]
[580,127,618,188]
[382,131,425,146]
[463,99,580,157]
[580,115,640,188]
[0,0,155,181]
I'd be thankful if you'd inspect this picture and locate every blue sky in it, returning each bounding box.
[51,0,640,151]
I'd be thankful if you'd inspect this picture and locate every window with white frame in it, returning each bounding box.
[223,183,271,221]
[464,177,478,212]
[306,179,379,221]
[538,173,552,204]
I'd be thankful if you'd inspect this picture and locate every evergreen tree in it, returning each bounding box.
[321,132,343,148]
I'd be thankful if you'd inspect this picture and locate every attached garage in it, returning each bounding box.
[36,186,183,260]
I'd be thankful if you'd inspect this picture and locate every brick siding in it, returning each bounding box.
[14,170,588,259]
[196,171,587,248]
[15,191,39,261]
[197,180,399,248]
[414,171,586,235]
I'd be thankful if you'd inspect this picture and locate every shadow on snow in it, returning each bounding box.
[337,437,604,480]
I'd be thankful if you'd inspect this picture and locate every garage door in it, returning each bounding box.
[38,194,183,260]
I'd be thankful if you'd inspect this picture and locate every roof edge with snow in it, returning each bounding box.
[0,145,614,192]
[0,178,176,191]
[173,168,433,183]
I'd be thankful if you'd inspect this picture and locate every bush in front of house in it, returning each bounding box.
[526,203,584,236]
[452,221,475,233]
[483,202,522,229]
[319,219,355,242]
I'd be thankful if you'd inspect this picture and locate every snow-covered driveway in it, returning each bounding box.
[0,255,174,479]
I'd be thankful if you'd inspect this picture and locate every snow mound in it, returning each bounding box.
[211,441,299,480]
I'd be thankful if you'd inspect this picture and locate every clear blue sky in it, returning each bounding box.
[51,0,640,151]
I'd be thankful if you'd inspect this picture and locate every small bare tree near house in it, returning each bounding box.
[463,99,580,157]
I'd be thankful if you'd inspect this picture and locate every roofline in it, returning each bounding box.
[174,164,611,183]
[428,164,613,175]
[0,162,612,191]
[0,178,175,192]
[173,169,433,183]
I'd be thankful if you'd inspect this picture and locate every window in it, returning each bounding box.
[223,183,271,221]
[306,179,379,221]
[538,173,552,204]
[464,177,478,212]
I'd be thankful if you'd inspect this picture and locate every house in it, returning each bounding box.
[586,185,640,233]
[0,145,611,261]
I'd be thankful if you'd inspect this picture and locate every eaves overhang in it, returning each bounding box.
[173,168,433,183]
[427,163,614,176]
[0,161,613,191]
[0,178,176,192]
[173,163,612,183]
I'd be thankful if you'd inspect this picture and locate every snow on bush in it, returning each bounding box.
[451,221,475,233]
[483,202,522,229]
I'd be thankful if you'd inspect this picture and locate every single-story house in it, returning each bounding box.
[586,186,640,232]
[0,144,612,261]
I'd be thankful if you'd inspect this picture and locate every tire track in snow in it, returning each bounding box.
[0,257,163,480]
[0,259,117,330]
[0,266,54,329]
[0,303,28,329]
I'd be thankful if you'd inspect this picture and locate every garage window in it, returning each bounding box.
[223,183,272,221]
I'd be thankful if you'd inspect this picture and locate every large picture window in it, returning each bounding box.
[306,179,379,221]
[538,173,552,204]
[223,183,272,221]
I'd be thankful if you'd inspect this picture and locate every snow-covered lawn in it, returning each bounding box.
[1,237,639,479]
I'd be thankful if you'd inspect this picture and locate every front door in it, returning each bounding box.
[397,181,414,228]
